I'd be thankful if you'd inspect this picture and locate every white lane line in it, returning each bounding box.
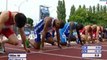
[1,44,107,59]
[0,46,81,59]
[101,45,107,47]
[29,52,91,60]
[0,47,91,60]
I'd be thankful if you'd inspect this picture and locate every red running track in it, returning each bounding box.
[0,41,107,60]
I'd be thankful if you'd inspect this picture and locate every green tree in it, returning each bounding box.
[62,0,66,22]
[57,0,66,22]
[57,0,62,20]
[100,5,103,13]
[68,4,107,27]
[79,5,82,9]
[69,8,87,24]
[87,6,95,24]
[93,6,96,13]
[103,5,106,13]
[97,4,100,13]
[89,6,92,13]
[83,5,86,9]
[69,5,75,18]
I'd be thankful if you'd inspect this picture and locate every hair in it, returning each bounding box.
[70,22,76,30]
[76,23,84,30]
[92,25,97,28]
[0,12,1,14]
[59,20,65,28]
[103,28,107,32]
[15,13,27,28]
[91,25,97,31]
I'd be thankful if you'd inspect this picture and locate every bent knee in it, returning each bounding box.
[14,42,18,45]
[10,40,18,45]
[34,42,41,49]
[12,42,18,45]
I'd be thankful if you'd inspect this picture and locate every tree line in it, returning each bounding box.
[57,0,107,27]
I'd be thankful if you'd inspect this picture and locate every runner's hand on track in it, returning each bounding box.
[58,45,62,49]
[40,44,44,50]
[25,48,30,53]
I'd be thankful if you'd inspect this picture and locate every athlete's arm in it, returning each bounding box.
[56,27,61,48]
[0,11,8,31]
[85,27,92,40]
[96,26,100,40]
[41,17,50,48]
[76,28,83,45]
[18,27,30,52]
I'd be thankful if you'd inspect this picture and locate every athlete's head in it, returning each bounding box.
[69,22,77,30]
[76,23,84,30]
[0,12,1,14]
[15,13,27,28]
[91,25,97,31]
[55,20,65,29]
[70,22,83,30]
[70,22,76,30]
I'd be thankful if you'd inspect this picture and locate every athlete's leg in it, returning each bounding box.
[81,35,86,44]
[28,39,41,49]
[67,35,76,47]
[45,32,55,45]
[46,36,56,45]
[32,20,44,49]
[29,32,41,49]
[0,35,5,53]
[1,28,18,45]
[2,34,18,45]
